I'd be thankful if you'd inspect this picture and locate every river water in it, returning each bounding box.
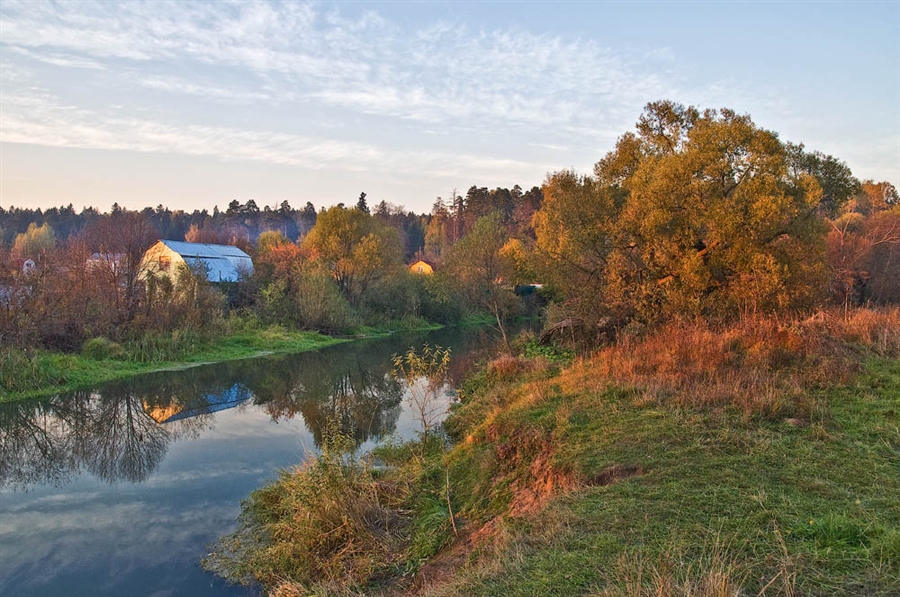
[0,326,504,596]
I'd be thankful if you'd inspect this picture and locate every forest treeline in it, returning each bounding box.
[0,185,543,261]
[1,100,898,361]
[0,178,546,355]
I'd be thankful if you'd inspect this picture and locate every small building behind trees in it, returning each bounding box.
[141,240,253,283]
[408,259,435,275]
[11,258,36,275]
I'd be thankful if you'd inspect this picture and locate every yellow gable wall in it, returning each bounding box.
[140,241,187,280]
[408,260,434,275]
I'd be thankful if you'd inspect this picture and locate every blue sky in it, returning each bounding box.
[1,1,898,214]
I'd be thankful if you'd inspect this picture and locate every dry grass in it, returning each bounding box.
[596,537,750,597]
[204,435,411,595]
[485,354,548,381]
[589,307,900,420]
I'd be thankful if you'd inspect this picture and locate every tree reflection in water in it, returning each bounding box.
[0,386,217,490]
[0,326,513,491]
[0,342,407,489]
[250,348,404,448]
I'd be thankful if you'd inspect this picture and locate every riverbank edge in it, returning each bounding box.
[205,309,900,596]
[0,329,350,403]
[420,318,900,596]
[0,315,497,404]
[5,317,457,403]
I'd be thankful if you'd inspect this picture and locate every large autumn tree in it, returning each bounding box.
[302,205,404,302]
[536,101,832,327]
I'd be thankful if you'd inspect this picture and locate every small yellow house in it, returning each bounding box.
[408,259,435,275]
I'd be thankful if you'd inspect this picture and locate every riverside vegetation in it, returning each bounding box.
[2,181,543,401]
[203,102,898,596]
[204,308,900,596]
[0,320,344,401]
[3,100,899,594]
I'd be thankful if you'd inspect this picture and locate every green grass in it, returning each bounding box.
[432,356,900,597]
[459,312,500,327]
[197,309,900,596]
[210,355,900,595]
[352,317,443,338]
[0,327,344,402]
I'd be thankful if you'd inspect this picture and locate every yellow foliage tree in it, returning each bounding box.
[536,101,830,326]
[12,223,57,259]
[302,206,403,301]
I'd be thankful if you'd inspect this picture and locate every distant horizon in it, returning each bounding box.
[2,1,898,214]
[1,172,550,216]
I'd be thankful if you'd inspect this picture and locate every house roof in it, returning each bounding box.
[145,383,252,424]
[409,259,436,268]
[158,240,253,282]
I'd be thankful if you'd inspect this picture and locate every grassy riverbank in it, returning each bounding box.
[0,311,497,403]
[0,325,345,402]
[437,338,900,595]
[207,308,900,596]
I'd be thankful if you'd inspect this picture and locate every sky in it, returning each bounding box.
[1,0,898,215]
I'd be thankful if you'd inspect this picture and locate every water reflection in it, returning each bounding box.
[0,387,212,489]
[0,327,505,491]
[0,325,520,597]
[252,348,405,447]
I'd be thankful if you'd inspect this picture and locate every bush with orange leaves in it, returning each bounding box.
[591,307,899,420]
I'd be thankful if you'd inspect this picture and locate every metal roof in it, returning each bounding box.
[158,240,253,282]
[152,383,253,424]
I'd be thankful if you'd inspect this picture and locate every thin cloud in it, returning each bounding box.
[0,92,382,169]
[0,0,680,133]
[0,90,543,182]
[3,0,890,205]
[136,74,284,104]
[5,46,107,70]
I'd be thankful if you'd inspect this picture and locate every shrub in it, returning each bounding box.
[359,271,421,324]
[416,274,465,325]
[294,270,356,334]
[204,434,409,595]
[82,337,124,360]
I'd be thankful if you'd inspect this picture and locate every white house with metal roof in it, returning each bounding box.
[141,240,253,283]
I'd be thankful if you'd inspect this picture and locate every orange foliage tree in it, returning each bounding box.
[535,101,832,331]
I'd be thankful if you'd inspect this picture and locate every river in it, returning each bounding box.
[0,326,505,596]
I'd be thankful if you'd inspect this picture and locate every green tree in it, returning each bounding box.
[533,170,623,330]
[355,192,369,214]
[302,206,403,301]
[786,143,860,216]
[442,212,517,349]
[256,230,291,257]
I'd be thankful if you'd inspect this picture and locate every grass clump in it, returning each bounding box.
[206,433,460,595]
[205,434,410,595]
[597,537,748,597]
[0,347,66,393]
[81,337,125,360]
